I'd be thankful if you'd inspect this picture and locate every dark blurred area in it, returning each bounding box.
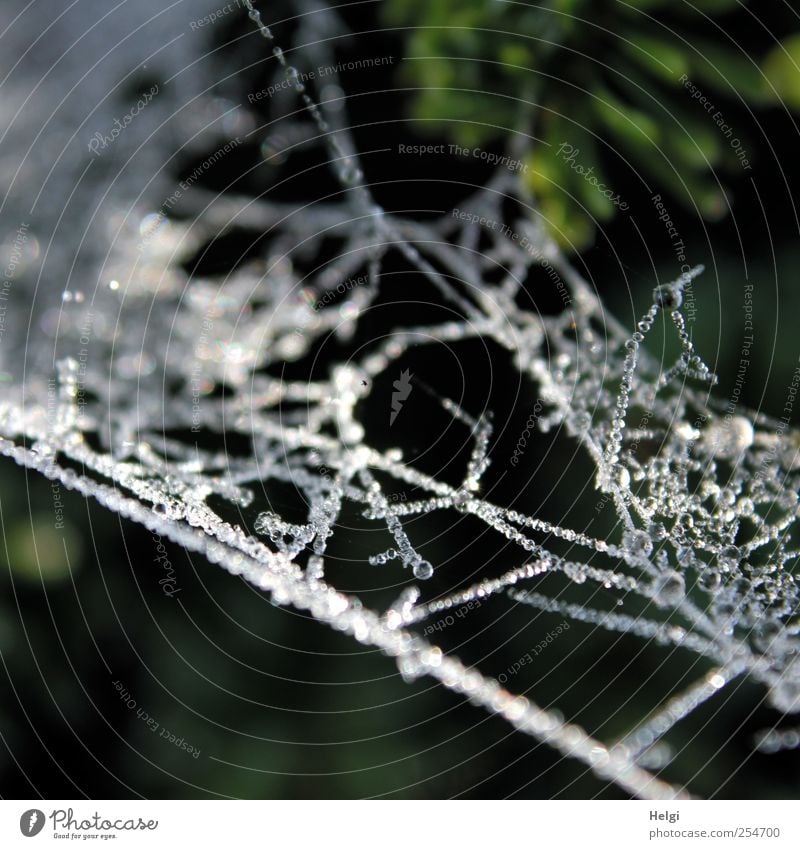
[1,0,799,799]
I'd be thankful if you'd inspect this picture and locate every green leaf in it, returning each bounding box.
[619,0,672,10]
[382,0,429,26]
[669,168,729,219]
[413,89,509,146]
[689,41,768,103]
[620,33,690,83]
[499,42,533,72]
[614,67,724,167]
[526,114,617,249]
[538,190,596,251]
[762,34,800,109]
[592,89,661,152]
[664,127,723,171]
[680,0,740,13]
[559,122,618,220]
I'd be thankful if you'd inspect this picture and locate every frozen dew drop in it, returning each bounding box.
[653,571,685,607]
[285,66,304,92]
[701,416,754,459]
[332,364,369,403]
[413,559,434,580]
[653,283,682,311]
[397,654,425,682]
[573,410,592,433]
[340,421,365,444]
[699,569,722,592]
[768,669,800,714]
[719,544,741,570]
[31,441,56,460]
[340,158,363,185]
[622,529,653,559]
[754,619,783,652]
[260,137,287,165]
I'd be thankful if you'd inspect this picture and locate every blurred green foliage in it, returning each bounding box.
[385,0,800,249]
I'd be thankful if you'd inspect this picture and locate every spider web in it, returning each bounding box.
[2,0,799,799]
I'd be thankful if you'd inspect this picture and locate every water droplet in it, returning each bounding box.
[31,441,56,460]
[413,560,433,580]
[653,571,685,607]
[573,411,591,433]
[719,544,741,569]
[623,529,653,559]
[699,570,721,592]
[769,673,800,714]
[653,284,682,310]
[397,654,424,682]
[754,620,782,651]
[701,416,754,459]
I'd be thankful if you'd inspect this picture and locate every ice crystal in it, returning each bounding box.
[1,0,799,800]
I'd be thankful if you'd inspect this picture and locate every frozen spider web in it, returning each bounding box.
[2,0,800,799]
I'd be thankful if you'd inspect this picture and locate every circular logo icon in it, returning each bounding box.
[19,810,45,837]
